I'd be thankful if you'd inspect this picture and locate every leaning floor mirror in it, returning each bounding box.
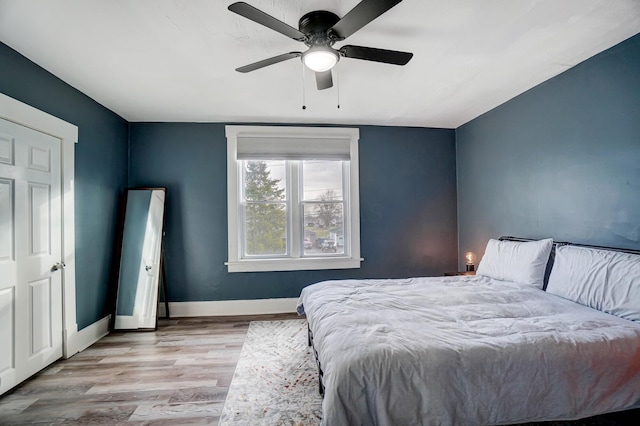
[113,188,167,330]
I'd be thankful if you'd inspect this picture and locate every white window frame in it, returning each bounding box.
[225,125,361,273]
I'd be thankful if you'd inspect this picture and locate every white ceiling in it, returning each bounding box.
[1,0,639,128]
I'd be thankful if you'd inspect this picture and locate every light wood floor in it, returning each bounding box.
[0,314,299,425]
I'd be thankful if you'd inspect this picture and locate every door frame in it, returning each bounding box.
[0,92,78,358]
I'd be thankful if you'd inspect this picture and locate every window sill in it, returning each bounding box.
[225,257,363,273]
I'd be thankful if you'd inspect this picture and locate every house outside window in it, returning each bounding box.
[225,125,361,272]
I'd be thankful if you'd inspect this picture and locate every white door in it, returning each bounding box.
[0,117,63,395]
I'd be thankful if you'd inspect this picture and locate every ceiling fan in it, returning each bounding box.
[228,0,413,90]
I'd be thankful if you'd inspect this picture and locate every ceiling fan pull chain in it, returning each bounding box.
[336,62,340,109]
[301,63,307,110]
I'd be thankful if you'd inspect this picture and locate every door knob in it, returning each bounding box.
[51,262,66,271]
[145,265,152,271]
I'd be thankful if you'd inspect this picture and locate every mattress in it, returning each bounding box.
[297,275,640,425]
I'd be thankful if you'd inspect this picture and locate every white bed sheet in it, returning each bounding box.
[297,275,640,425]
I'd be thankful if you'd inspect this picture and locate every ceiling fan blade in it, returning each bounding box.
[340,45,413,65]
[228,2,306,41]
[315,71,333,90]
[236,52,302,73]
[329,0,403,40]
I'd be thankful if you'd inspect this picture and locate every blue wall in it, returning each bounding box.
[0,42,129,329]
[129,123,458,301]
[456,34,640,268]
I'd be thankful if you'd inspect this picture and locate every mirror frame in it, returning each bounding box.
[112,187,167,331]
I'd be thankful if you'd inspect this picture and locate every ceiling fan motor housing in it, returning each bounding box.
[299,11,341,46]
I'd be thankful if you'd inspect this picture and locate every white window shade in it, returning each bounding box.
[227,126,357,161]
[236,137,351,160]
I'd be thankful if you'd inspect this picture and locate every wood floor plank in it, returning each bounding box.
[128,401,224,421]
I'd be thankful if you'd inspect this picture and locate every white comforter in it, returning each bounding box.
[296,275,640,425]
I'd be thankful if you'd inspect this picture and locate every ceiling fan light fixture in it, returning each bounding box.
[302,46,339,72]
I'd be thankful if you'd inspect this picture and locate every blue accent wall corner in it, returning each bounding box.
[456,33,640,268]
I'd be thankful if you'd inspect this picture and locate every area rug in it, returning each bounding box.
[219,319,322,426]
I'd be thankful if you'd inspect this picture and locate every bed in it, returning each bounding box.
[296,237,640,425]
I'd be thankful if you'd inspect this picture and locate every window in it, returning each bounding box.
[226,126,361,272]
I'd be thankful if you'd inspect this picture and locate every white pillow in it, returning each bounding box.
[546,245,640,322]
[476,238,553,288]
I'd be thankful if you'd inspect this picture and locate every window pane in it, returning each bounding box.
[302,160,343,201]
[303,202,344,255]
[245,203,287,256]
[244,160,286,201]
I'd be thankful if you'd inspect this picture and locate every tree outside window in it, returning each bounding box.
[243,160,286,256]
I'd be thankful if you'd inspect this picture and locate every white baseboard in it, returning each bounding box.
[64,315,111,358]
[63,324,78,359]
[157,298,299,318]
